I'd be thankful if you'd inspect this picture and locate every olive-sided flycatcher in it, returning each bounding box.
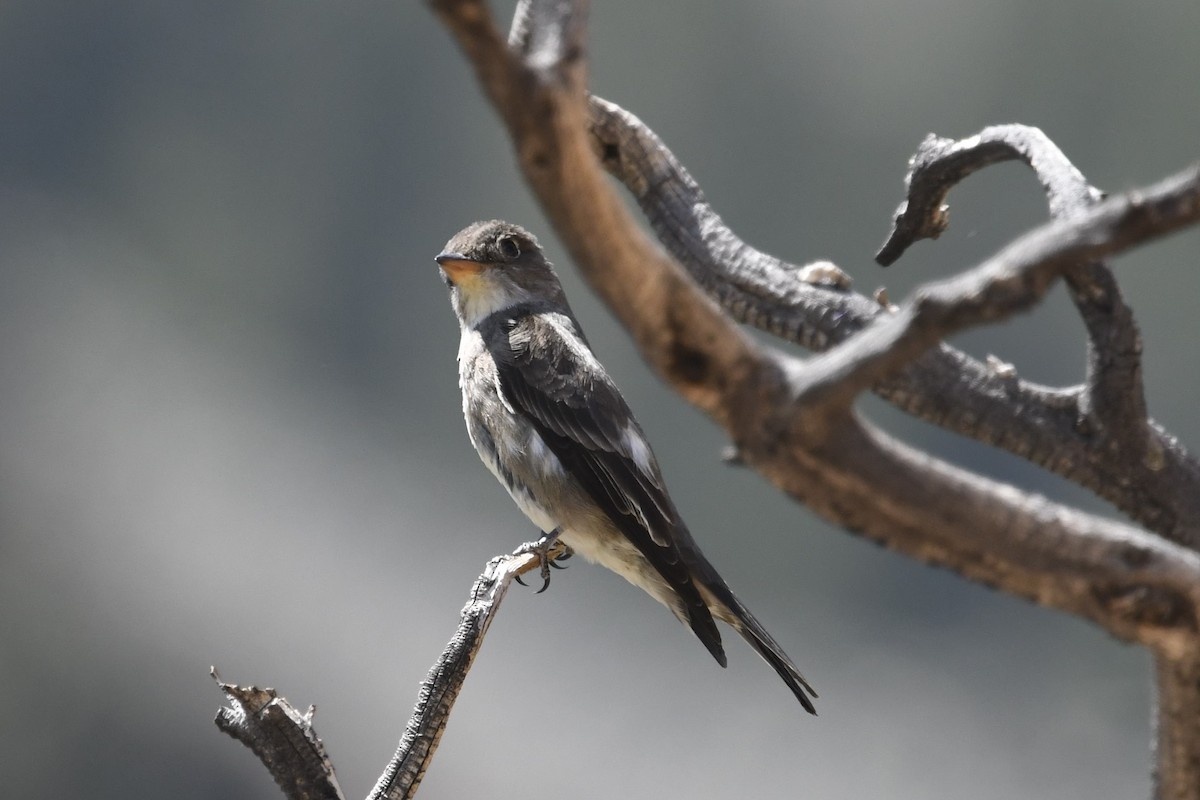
[436,220,816,713]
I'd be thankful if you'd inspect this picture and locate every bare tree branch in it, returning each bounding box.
[767,416,1200,648]
[793,164,1200,411]
[366,543,565,800]
[876,126,1102,265]
[880,126,1161,481]
[214,670,346,800]
[587,95,855,353]
[587,97,1200,547]
[216,543,566,800]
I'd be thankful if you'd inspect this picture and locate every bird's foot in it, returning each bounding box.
[513,528,571,593]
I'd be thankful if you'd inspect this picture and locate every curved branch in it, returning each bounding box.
[794,164,1200,410]
[880,126,1160,480]
[875,126,1102,265]
[586,97,1200,547]
[760,415,1200,653]
[587,95,857,353]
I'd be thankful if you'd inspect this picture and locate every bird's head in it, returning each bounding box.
[435,220,567,328]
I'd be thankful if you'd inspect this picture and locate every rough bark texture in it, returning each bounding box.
[217,2,1200,797]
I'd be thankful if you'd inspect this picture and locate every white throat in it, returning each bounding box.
[454,277,533,330]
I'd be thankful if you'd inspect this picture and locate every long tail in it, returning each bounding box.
[667,528,818,713]
[685,568,817,714]
[725,595,818,714]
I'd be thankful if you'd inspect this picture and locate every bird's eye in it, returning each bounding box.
[497,236,521,259]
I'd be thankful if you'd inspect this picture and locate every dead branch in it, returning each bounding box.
[794,164,1200,410]
[588,98,1200,548]
[215,543,565,800]
[214,669,346,800]
[880,126,1162,491]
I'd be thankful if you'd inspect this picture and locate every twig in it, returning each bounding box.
[213,670,346,800]
[875,126,1101,265]
[793,164,1200,411]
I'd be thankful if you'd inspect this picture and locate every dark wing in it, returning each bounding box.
[487,311,725,666]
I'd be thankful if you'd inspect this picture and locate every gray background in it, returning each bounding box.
[2,1,1198,798]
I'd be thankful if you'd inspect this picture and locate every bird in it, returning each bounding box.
[435,219,817,713]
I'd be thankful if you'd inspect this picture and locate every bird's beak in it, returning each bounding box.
[435,250,486,284]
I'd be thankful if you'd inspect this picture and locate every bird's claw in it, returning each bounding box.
[514,528,571,593]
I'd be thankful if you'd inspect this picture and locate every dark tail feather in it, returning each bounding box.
[673,533,817,713]
[686,602,728,668]
[728,597,818,715]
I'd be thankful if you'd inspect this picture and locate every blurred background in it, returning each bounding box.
[1,1,1197,797]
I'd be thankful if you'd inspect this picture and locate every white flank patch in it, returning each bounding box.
[623,424,654,474]
[527,430,563,475]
